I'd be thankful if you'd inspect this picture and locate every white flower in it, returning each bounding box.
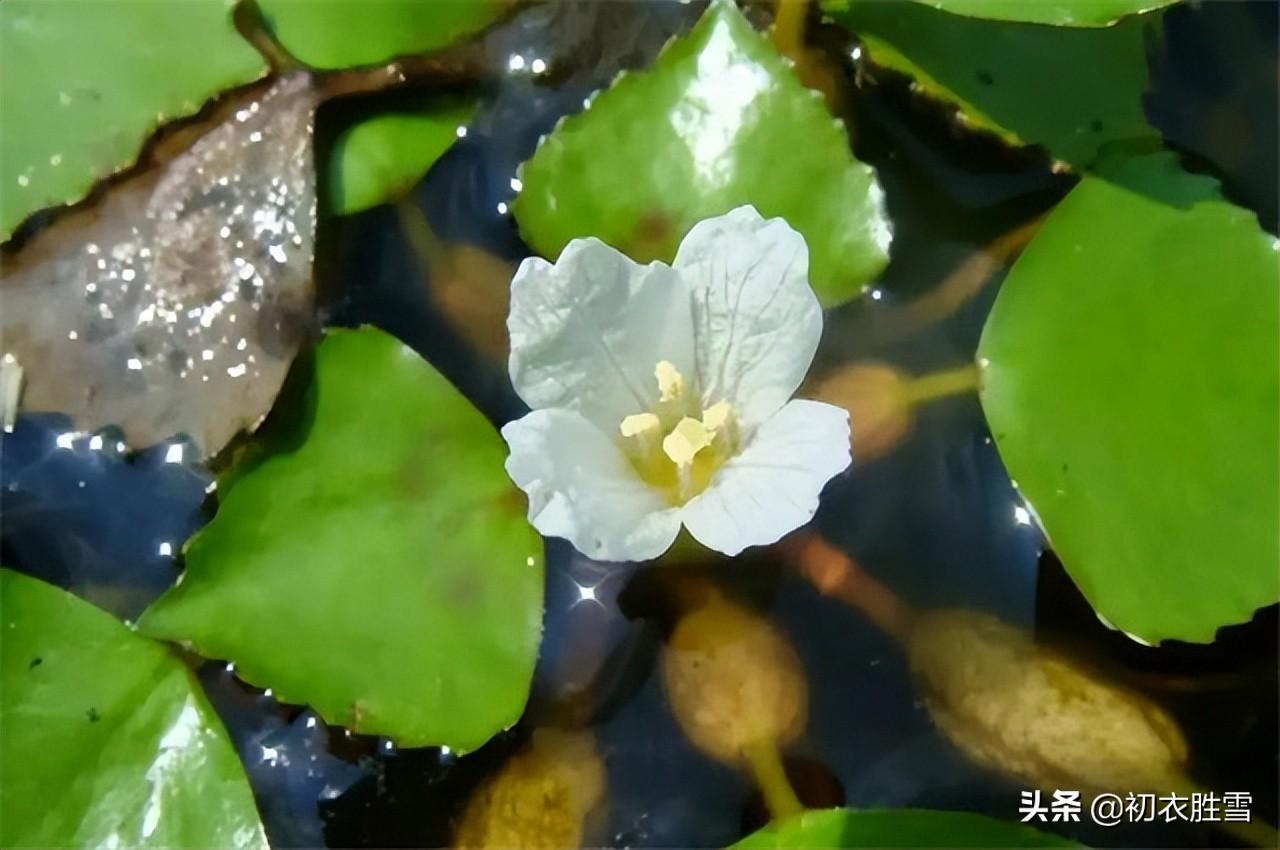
[501,206,851,561]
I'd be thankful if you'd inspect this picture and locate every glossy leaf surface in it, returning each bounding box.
[827,1,1161,167]
[329,102,476,215]
[257,0,506,69]
[139,327,544,750]
[0,569,266,850]
[901,0,1179,26]
[732,807,1076,848]
[516,0,891,307]
[0,0,266,238]
[978,153,1279,643]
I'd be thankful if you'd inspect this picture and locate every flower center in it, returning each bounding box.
[618,361,737,504]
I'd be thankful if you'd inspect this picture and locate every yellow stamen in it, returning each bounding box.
[701,400,733,433]
[616,361,742,505]
[620,412,661,438]
[662,417,712,467]
[655,360,684,403]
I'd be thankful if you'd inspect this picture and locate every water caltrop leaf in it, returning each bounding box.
[732,808,1076,848]
[138,327,544,750]
[329,101,477,215]
[1,74,318,458]
[825,1,1160,167]
[902,0,1180,27]
[978,153,1280,644]
[0,0,266,238]
[0,569,266,850]
[515,0,891,308]
[256,0,507,70]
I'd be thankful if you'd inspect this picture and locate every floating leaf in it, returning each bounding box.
[732,807,1076,848]
[0,569,266,850]
[978,152,1280,643]
[0,0,266,238]
[1,74,318,458]
[257,0,507,70]
[330,101,476,215]
[138,327,544,750]
[515,0,891,308]
[898,0,1179,27]
[825,1,1161,167]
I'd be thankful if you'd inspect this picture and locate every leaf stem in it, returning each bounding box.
[871,211,1047,345]
[743,738,804,822]
[395,196,446,272]
[234,0,306,73]
[771,0,809,58]
[902,364,981,405]
[787,535,916,644]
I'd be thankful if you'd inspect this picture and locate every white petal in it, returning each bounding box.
[508,238,695,430]
[502,408,682,562]
[674,206,823,429]
[680,400,850,556]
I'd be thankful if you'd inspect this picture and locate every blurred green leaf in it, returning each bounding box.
[515,0,891,308]
[732,808,1078,848]
[138,327,544,750]
[329,102,476,215]
[978,152,1280,644]
[0,569,266,850]
[826,0,1162,167]
[900,0,1179,26]
[0,0,266,238]
[256,0,506,69]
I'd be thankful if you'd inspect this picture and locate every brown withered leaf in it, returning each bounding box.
[1,73,318,458]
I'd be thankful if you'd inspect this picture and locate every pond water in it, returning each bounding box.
[2,1,1276,848]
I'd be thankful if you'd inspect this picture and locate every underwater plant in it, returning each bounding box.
[0,0,1276,848]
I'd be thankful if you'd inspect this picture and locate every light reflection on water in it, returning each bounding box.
[2,0,1276,848]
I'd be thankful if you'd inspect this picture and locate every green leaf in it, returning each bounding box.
[900,0,1179,27]
[257,0,506,70]
[138,327,544,750]
[0,569,266,850]
[0,0,266,239]
[824,0,1161,167]
[329,101,476,215]
[978,152,1280,644]
[731,808,1078,848]
[514,0,891,308]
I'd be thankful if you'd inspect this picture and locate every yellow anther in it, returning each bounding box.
[655,360,684,403]
[662,417,712,467]
[701,400,733,434]
[620,412,661,438]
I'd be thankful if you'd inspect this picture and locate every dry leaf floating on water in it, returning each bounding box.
[1,73,319,458]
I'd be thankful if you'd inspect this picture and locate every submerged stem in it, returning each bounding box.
[395,196,447,273]
[743,738,804,822]
[902,363,982,405]
[771,0,809,58]
[788,535,917,644]
[871,212,1047,346]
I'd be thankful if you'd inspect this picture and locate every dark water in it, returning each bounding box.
[2,1,1276,848]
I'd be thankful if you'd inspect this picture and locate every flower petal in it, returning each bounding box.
[674,206,823,429]
[502,408,682,561]
[508,238,695,430]
[680,399,850,556]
